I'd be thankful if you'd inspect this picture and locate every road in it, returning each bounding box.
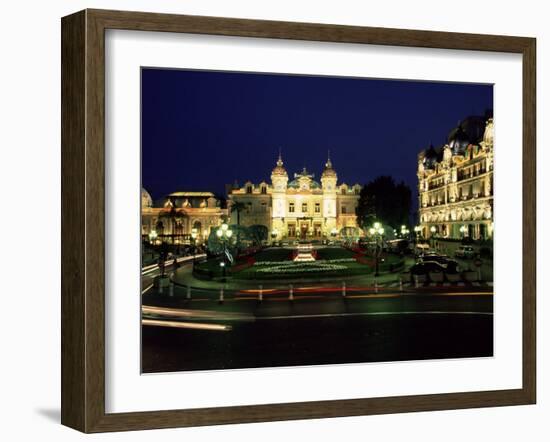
[142,288,493,373]
[142,310,493,373]
[141,253,493,373]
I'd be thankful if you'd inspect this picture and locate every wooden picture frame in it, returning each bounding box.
[61,9,536,433]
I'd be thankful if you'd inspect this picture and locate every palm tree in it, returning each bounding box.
[230,201,249,252]
[230,201,247,226]
[159,197,186,248]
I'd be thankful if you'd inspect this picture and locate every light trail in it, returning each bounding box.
[141,284,153,294]
[141,254,207,275]
[142,305,254,321]
[142,319,231,331]
[238,286,493,296]
[257,311,494,321]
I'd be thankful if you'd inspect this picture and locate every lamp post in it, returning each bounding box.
[459,224,467,240]
[191,228,198,266]
[216,223,233,282]
[370,222,384,277]
[148,230,158,245]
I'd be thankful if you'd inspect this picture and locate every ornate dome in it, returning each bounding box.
[321,155,337,179]
[448,125,470,155]
[289,166,320,189]
[423,145,439,169]
[271,153,288,177]
[288,177,321,189]
[141,188,153,208]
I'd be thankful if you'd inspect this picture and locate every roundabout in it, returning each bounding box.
[172,244,405,289]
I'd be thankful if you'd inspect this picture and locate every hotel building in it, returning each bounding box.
[417,115,494,240]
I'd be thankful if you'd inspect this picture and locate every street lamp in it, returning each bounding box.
[370,223,384,276]
[148,229,158,244]
[459,224,467,239]
[191,228,198,265]
[216,223,233,282]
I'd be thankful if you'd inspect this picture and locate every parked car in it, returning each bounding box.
[404,261,445,282]
[420,253,459,270]
[414,243,430,258]
[455,245,477,259]
[403,260,460,282]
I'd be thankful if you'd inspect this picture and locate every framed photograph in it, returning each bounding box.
[61,9,536,433]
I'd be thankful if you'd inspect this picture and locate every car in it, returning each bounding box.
[409,259,460,280]
[414,243,430,258]
[410,261,446,274]
[403,261,444,282]
[455,245,477,259]
[419,253,459,270]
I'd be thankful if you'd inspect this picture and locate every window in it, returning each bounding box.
[302,203,307,213]
[341,188,346,194]
[288,224,296,237]
[246,185,253,194]
[341,206,347,214]
[315,203,320,213]
[261,202,267,212]
[289,203,295,213]
[261,186,267,194]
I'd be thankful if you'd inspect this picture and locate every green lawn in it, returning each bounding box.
[315,247,355,260]
[193,246,404,280]
[234,261,372,280]
[234,246,370,280]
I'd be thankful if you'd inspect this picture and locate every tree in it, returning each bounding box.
[158,196,186,246]
[230,201,248,225]
[356,176,411,230]
[249,224,269,244]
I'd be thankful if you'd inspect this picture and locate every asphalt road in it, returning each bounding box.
[142,291,493,373]
[142,312,493,373]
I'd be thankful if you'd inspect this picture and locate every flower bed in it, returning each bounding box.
[255,261,349,274]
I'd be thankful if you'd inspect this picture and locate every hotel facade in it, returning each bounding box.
[228,155,362,241]
[417,115,494,240]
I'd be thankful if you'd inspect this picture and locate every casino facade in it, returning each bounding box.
[227,154,362,241]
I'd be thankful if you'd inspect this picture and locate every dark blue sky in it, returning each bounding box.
[141,68,493,205]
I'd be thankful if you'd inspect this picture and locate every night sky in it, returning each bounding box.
[141,68,493,209]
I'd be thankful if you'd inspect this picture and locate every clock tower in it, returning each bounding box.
[270,153,288,239]
[321,154,338,235]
